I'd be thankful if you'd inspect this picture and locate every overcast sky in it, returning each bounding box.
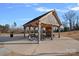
[0,3,79,27]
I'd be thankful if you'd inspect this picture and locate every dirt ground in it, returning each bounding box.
[0,31,79,56]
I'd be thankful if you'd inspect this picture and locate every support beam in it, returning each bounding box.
[24,26,26,38]
[38,22,41,44]
[58,26,60,38]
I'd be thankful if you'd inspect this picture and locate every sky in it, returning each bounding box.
[0,3,79,27]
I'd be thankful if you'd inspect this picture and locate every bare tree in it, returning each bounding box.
[75,16,79,30]
[63,10,76,30]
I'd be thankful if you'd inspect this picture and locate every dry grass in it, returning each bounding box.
[60,31,79,40]
[63,52,79,56]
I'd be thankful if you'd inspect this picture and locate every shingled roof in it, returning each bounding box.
[23,10,62,27]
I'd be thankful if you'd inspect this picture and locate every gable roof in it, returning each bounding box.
[23,10,62,27]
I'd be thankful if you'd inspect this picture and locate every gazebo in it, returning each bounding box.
[23,9,62,43]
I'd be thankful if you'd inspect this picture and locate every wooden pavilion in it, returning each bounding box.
[23,9,62,43]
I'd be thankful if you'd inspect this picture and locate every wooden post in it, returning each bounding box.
[24,26,26,38]
[34,27,36,36]
[38,22,41,44]
[28,27,31,39]
[51,25,53,40]
[58,26,60,38]
[41,27,43,40]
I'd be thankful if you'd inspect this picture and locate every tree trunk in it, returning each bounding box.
[69,20,72,31]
